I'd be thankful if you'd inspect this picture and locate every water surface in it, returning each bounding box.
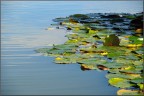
[1,1,142,95]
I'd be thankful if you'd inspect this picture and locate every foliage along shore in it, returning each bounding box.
[37,12,143,95]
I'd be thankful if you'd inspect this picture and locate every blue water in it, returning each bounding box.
[1,1,143,95]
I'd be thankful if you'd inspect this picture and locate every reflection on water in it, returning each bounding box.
[1,1,142,95]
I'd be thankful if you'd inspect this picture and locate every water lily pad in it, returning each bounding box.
[53,17,69,22]
[77,58,105,64]
[80,47,107,53]
[36,47,63,56]
[81,37,98,43]
[55,56,76,64]
[107,51,125,58]
[116,58,133,65]
[130,78,143,84]
[119,38,130,46]
[108,68,120,74]
[106,73,141,80]
[135,50,143,54]
[124,55,140,60]
[65,39,79,44]
[65,33,79,39]
[137,84,144,90]
[109,78,132,88]
[99,62,125,69]
[69,14,89,19]
[117,89,141,95]
[53,44,78,50]
[129,36,143,44]
[81,64,98,70]
[77,53,103,59]
[80,47,99,53]
[36,48,51,53]
[120,66,142,74]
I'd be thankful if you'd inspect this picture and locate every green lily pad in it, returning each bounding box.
[80,46,111,53]
[131,78,143,84]
[69,14,89,19]
[65,33,79,39]
[36,48,51,53]
[135,50,143,54]
[80,47,99,53]
[106,73,141,80]
[116,58,133,65]
[99,62,125,69]
[78,53,103,59]
[124,55,140,60]
[108,68,121,74]
[36,47,63,56]
[77,58,105,64]
[107,51,125,58]
[75,33,91,39]
[81,37,98,43]
[55,56,76,64]
[137,83,144,90]
[120,66,142,74]
[53,17,69,22]
[53,44,78,50]
[109,78,132,88]
[129,36,143,44]
[65,39,79,44]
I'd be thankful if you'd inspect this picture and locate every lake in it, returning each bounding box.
[1,1,143,95]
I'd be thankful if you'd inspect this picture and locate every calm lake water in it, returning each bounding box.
[1,1,143,95]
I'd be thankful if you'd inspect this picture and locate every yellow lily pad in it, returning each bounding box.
[117,89,141,95]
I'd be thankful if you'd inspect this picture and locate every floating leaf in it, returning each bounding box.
[77,58,106,65]
[77,53,103,59]
[131,78,143,84]
[117,89,141,95]
[81,64,98,70]
[108,68,120,74]
[137,84,144,90]
[53,17,69,22]
[65,33,78,39]
[120,66,142,74]
[81,37,98,43]
[135,50,143,54]
[36,48,51,53]
[69,14,89,19]
[65,39,79,44]
[116,58,133,65]
[108,78,132,88]
[99,61,127,69]
[55,57,76,64]
[129,36,143,44]
[119,38,130,46]
[106,73,141,80]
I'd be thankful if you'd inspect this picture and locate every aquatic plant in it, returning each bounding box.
[37,12,143,95]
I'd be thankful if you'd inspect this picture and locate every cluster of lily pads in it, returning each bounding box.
[37,13,143,95]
